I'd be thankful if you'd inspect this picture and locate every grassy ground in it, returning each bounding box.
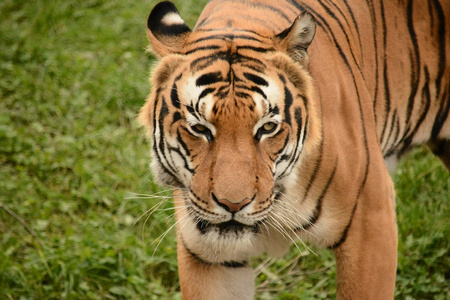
[0,0,448,299]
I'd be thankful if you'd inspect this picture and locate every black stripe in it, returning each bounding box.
[224,0,293,23]
[155,97,179,178]
[221,260,248,268]
[250,86,267,99]
[171,75,182,109]
[180,235,247,268]
[431,0,446,100]
[316,0,360,70]
[400,68,432,153]
[297,159,338,231]
[279,74,293,125]
[382,109,397,153]
[305,2,370,200]
[197,14,283,32]
[340,0,363,61]
[270,105,280,115]
[151,92,182,187]
[366,0,379,122]
[329,202,357,249]
[431,88,450,140]
[172,111,182,123]
[405,0,421,125]
[301,116,309,146]
[184,45,221,55]
[430,0,449,140]
[190,51,265,70]
[315,2,370,198]
[196,72,223,86]
[180,235,212,265]
[198,87,215,100]
[276,133,291,155]
[169,145,194,174]
[302,120,324,201]
[177,129,190,157]
[378,1,391,148]
[405,53,420,125]
[244,72,268,86]
[185,33,264,46]
[277,107,303,179]
[237,45,274,53]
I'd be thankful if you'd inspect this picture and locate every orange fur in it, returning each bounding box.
[140,0,449,298]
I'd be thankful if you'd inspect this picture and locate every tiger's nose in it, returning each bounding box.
[212,193,252,213]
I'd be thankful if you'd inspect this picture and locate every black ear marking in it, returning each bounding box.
[147,1,191,38]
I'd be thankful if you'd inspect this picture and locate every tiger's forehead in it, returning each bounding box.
[178,61,283,124]
[173,30,283,123]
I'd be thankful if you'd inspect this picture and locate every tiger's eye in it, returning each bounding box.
[263,122,276,132]
[192,124,207,133]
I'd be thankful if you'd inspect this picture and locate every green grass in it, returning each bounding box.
[0,0,448,299]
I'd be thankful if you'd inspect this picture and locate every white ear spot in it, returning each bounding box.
[161,12,185,26]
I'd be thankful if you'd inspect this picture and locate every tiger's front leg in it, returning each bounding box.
[177,234,255,300]
[333,176,398,299]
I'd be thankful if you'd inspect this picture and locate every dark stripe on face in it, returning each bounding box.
[277,107,302,179]
[235,83,267,99]
[250,86,267,99]
[237,45,274,53]
[277,133,290,155]
[191,51,265,70]
[270,105,280,115]
[279,74,293,125]
[198,87,216,100]
[244,72,269,86]
[290,107,305,167]
[169,145,194,174]
[177,128,191,157]
[185,33,264,46]
[173,111,182,123]
[155,97,179,178]
[184,45,222,55]
[301,116,309,146]
[196,72,223,86]
[171,83,181,109]
[186,101,201,120]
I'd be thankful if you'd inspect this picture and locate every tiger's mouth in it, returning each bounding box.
[195,218,262,236]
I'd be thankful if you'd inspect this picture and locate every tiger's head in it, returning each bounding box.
[139,2,320,263]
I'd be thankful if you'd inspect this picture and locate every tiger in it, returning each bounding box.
[138,0,450,299]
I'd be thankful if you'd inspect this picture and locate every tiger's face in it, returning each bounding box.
[140,2,318,263]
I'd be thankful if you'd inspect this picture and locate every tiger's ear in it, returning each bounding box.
[147,1,191,57]
[273,11,316,66]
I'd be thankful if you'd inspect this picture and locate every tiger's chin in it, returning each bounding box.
[179,213,267,264]
[178,209,294,264]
